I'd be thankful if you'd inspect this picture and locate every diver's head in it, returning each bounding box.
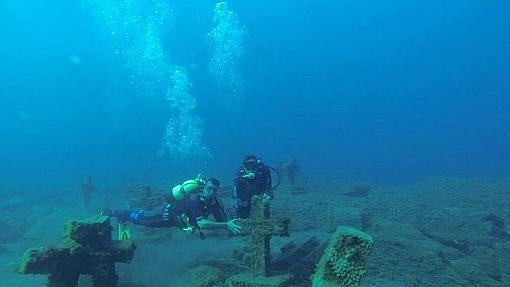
[201,178,220,200]
[243,155,258,171]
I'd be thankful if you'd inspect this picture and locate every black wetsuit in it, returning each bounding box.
[184,194,227,223]
[111,195,226,228]
[233,163,272,219]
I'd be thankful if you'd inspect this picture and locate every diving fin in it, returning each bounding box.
[118,222,131,240]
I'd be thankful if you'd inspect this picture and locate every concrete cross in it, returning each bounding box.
[20,215,135,287]
[128,184,164,211]
[81,176,96,209]
[238,195,290,277]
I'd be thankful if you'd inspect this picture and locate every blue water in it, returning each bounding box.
[1,0,509,188]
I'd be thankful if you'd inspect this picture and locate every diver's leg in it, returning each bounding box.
[109,210,135,222]
[133,213,173,228]
[109,203,177,228]
[130,203,177,227]
[109,210,170,227]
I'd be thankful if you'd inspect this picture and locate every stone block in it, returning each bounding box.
[312,226,373,287]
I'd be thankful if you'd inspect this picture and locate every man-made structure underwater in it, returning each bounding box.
[225,195,292,286]
[279,158,300,193]
[17,195,372,287]
[184,196,373,287]
[7,178,509,286]
[312,226,373,287]
[80,176,96,210]
[236,196,290,277]
[19,215,135,287]
[127,183,165,211]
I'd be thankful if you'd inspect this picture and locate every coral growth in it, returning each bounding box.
[19,215,135,287]
[312,226,373,287]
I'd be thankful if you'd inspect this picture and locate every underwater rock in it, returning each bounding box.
[312,226,373,287]
[185,265,226,287]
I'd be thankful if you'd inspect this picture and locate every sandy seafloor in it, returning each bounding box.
[1,177,509,287]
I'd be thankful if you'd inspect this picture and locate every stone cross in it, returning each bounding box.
[281,158,299,191]
[237,195,290,277]
[128,184,164,211]
[20,215,136,287]
[81,176,96,209]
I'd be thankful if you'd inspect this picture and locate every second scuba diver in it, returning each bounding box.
[105,176,241,238]
[233,155,274,219]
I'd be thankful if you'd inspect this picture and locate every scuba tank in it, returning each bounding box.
[170,175,206,201]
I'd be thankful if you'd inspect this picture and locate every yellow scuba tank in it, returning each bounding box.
[170,175,205,201]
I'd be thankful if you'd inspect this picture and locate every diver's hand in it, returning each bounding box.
[262,193,272,204]
[233,197,242,208]
[226,219,242,234]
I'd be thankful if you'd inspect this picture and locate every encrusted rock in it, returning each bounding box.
[312,226,373,287]
[19,215,135,287]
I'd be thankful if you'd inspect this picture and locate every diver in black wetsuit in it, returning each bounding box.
[106,178,241,235]
[233,155,273,219]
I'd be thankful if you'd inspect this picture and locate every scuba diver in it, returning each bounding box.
[233,155,278,219]
[105,177,241,239]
